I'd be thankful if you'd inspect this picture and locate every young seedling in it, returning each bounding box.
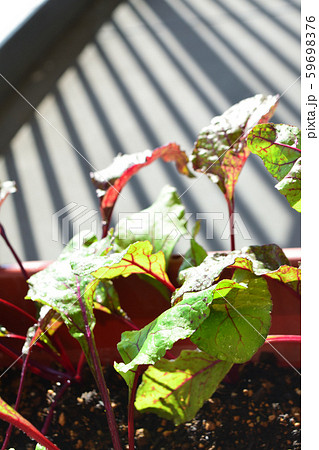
[0,95,301,449]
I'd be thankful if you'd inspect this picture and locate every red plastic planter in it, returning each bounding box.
[0,249,300,369]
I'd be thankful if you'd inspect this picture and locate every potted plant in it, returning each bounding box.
[0,94,300,449]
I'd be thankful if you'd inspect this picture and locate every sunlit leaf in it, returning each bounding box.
[0,397,60,450]
[191,273,272,362]
[228,255,301,286]
[172,253,237,304]
[114,280,238,389]
[173,244,298,304]
[192,94,279,201]
[73,241,175,293]
[86,279,126,318]
[30,306,62,354]
[91,143,193,230]
[26,232,114,371]
[275,157,301,212]
[247,123,301,181]
[135,350,232,425]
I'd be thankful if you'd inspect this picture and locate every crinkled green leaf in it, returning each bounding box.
[114,185,189,263]
[135,350,232,425]
[247,123,301,181]
[114,280,238,389]
[73,241,174,292]
[27,272,95,368]
[173,253,237,304]
[26,232,111,315]
[275,157,301,212]
[192,94,279,201]
[26,232,114,369]
[191,274,272,362]
[229,256,301,284]
[0,397,60,450]
[173,244,296,304]
[242,243,290,269]
[228,249,301,295]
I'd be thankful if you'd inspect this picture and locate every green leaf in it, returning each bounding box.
[114,280,238,389]
[229,256,301,285]
[73,241,175,293]
[113,185,189,263]
[26,233,114,370]
[172,253,237,304]
[28,273,95,369]
[135,350,232,425]
[226,247,300,294]
[192,94,279,201]
[178,239,208,272]
[247,123,301,181]
[242,243,290,270]
[173,244,297,304]
[191,274,272,362]
[60,230,112,260]
[275,157,301,212]
[0,396,60,450]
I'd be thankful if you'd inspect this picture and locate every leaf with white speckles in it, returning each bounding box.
[172,244,299,305]
[26,232,114,371]
[192,94,279,202]
[72,240,175,293]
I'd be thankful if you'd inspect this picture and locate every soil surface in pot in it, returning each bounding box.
[0,357,300,450]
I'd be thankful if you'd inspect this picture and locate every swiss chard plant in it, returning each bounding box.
[0,94,301,450]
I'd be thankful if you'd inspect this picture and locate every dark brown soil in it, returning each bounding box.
[0,356,301,450]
